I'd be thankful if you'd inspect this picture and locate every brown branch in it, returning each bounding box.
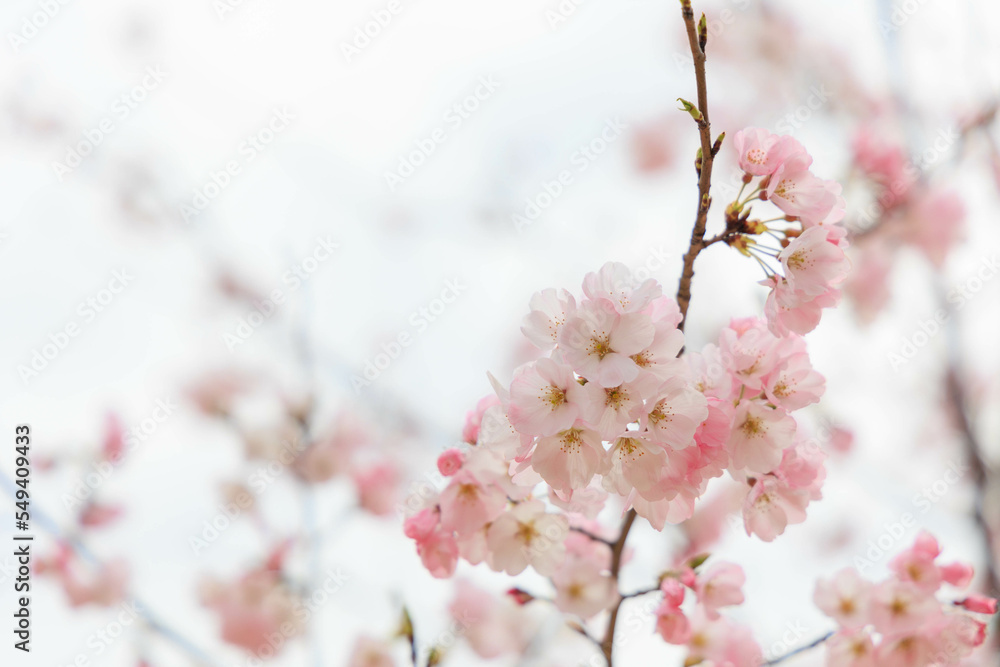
[597,7,717,664]
[675,0,718,332]
[945,368,1000,599]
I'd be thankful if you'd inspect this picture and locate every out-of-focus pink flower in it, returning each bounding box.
[845,245,893,324]
[347,637,395,667]
[486,500,567,576]
[552,558,617,618]
[439,470,506,536]
[293,419,367,484]
[38,549,129,608]
[462,395,501,445]
[353,461,399,516]
[449,581,531,659]
[101,413,125,464]
[79,503,125,528]
[904,188,966,268]
[199,568,303,655]
[694,562,746,619]
[958,595,999,615]
[814,568,872,629]
[436,448,465,476]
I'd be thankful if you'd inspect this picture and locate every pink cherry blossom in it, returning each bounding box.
[763,344,826,411]
[199,568,304,655]
[530,426,605,492]
[558,301,655,387]
[462,395,501,445]
[509,358,586,436]
[742,475,808,541]
[762,275,839,337]
[352,462,399,516]
[958,594,999,615]
[437,448,465,476]
[582,261,662,313]
[728,400,796,473]
[347,637,395,667]
[581,379,644,438]
[552,558,618,618]
[814,568,873,629]
[641,375,709,449]
[439,469,507,536]
[449,581,531,659]
[684,609,763,667]
[486,500,568,576]
[826,627,877,667]
[520,287,577,351]
[694,561,746,619]
[869,580,939,635]
[905,188,966,268]
[601,432,669,499]
[718,318,781,392]
[779,226,851,298]
[734,127,808,176]
[765,161,840,225]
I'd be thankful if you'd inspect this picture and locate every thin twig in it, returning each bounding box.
[675,0,718,332]
[570,525,616,547]
[762,631,835,666]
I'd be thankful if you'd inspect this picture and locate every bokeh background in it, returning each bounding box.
[1,0,999,665]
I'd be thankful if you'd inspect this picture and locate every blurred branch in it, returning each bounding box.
[941,290,1000,636]
[0,469,219,666]
[763,631,835,666]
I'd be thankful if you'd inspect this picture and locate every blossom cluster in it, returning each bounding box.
[815,532,997,666]
[404,262,829,599]
[846,125,967,321]
[730,128,851,337]
[654,560,762,667]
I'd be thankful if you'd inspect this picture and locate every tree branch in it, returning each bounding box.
[675,0,718,332]
[597,4,717,664]
[763,631,835,665]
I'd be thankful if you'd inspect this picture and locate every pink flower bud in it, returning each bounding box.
[959,595,999,615]
[437,448,465,477]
